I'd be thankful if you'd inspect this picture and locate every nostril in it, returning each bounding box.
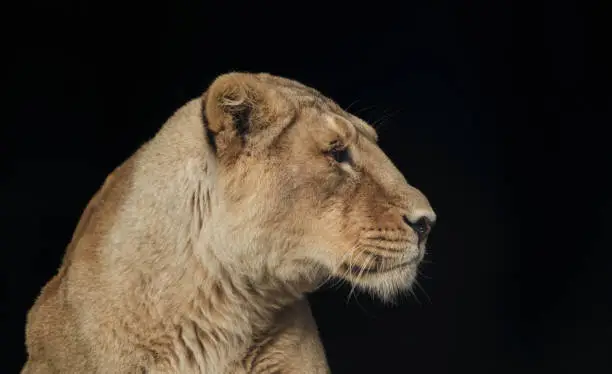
[403,216,432,242]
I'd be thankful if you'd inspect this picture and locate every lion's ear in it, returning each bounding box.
[202,72,270,141]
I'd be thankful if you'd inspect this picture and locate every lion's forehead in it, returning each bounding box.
[256,75,378,144]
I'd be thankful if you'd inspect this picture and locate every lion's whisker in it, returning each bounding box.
[371,108,402,132]
[413,278,431,304]
[346,248,373,304]
[344,99,361,112]
[313,243,361,292]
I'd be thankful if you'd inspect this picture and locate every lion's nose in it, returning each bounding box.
[402,215,434,242]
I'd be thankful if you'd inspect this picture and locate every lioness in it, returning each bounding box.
[22,72,436,373]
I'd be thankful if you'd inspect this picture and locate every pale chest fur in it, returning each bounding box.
[102,273,302,374]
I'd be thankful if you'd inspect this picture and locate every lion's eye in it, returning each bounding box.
[325,142,350,164]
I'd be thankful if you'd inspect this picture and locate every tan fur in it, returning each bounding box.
[22,72,436,373]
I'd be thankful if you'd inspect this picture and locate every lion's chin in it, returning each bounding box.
[337,263,419,304]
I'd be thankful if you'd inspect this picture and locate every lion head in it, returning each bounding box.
[200,72,436,301]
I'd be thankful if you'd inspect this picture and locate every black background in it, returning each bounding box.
[2,1,611,373]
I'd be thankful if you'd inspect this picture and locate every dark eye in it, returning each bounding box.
[325,142,350,164]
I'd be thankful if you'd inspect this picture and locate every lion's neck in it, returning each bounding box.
[90,100,306,372]
[147,257,303,373]
[112,246,303,372]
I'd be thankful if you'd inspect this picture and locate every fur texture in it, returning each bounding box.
[22,72,436,373]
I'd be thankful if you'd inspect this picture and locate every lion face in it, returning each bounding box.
[202,73,436,301]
